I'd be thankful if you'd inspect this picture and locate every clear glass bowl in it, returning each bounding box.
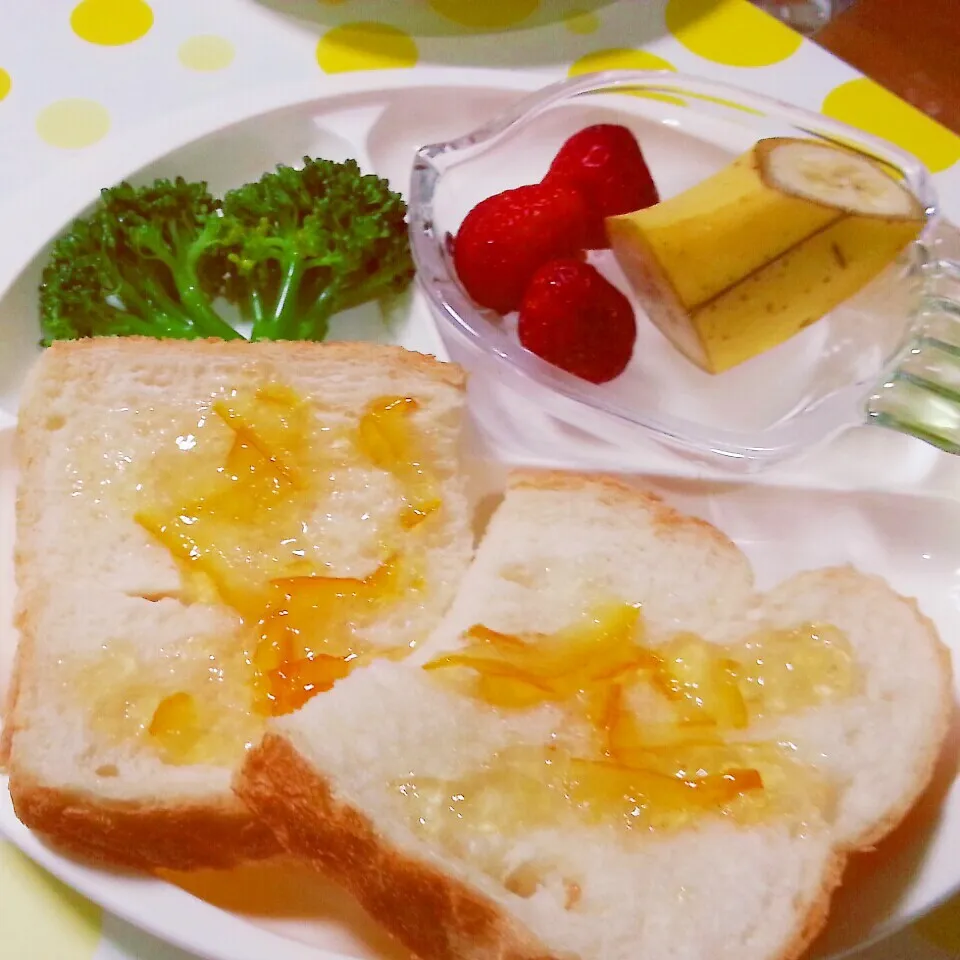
[408,70,960,468]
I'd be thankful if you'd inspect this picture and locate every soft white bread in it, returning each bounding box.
[238,471,952,960]
[4,337,473,870]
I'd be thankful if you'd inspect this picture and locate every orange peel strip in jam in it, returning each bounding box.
[397,745,766,842]
[149,691,202,763]
[254,557,405,716]
[601,683,721,764]
[566,757,763,814]
[263,655,355,716]
[423,603,655,708]
[358,396,441,529]
[654,633,749,730]
[474,673,556,709]
[212,384,311,488]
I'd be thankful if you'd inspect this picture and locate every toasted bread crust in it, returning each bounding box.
[507,470,740,554]
[238,735,857,960]
[0,637,23,767]
[843,586,954,852]
[778,851,847,960]
[32,337,466,389]
[7,532,276,872]
[238,735,560,960]
[9,772,278,871]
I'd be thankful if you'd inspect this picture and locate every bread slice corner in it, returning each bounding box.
[241,730,560,960]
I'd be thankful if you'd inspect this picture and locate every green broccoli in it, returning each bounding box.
[40,177,241,344]
[218,157,414,341]
[38,159,415,345]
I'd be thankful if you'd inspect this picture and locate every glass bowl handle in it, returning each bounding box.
[867,223,960,453]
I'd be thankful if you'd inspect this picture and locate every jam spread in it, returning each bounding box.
[91,384,439,763]
[75,638,262,767]
[357,396,440,530]
[252,555,412,715]
[149,692,202,762]
[402,604,856,841]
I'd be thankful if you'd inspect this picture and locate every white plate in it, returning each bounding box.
[1,68,959,960]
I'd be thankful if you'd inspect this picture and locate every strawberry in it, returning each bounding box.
[517,259,636,384]
[453,182,590,314]
[545,124,659,249]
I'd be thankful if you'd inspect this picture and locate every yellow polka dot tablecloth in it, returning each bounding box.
[1,2,960,959]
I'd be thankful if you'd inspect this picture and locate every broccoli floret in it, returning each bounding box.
[39,160,415,345]
[39,177,241,344]
[218,157,414,341]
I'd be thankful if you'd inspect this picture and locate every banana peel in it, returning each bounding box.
[607,137,925,374]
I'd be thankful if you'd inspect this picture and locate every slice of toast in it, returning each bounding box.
[238,471,952,960]
[4,338,473,870]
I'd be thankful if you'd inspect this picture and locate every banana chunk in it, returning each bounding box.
[607,137,925,374]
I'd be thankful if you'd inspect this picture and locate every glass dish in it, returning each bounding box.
[408,70,960,468]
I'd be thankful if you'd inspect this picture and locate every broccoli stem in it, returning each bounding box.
[174,271,243,340]
[171,222,243,340]
[181,235,243,340]
[116,276,196,338]
[246,288,265,328]
[111,311,185,338]
[255,255,305,341]
[137,226,242,340]
[294,269,405,340]
[329,272,393,314]
[295,279,341,341]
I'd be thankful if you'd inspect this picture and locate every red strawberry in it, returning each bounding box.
[517,259,636,384]
[545,124,659,249]
[453,182,590,314]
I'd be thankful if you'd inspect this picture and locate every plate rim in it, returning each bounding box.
[1,66,959,960]
[0,782,337,960]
